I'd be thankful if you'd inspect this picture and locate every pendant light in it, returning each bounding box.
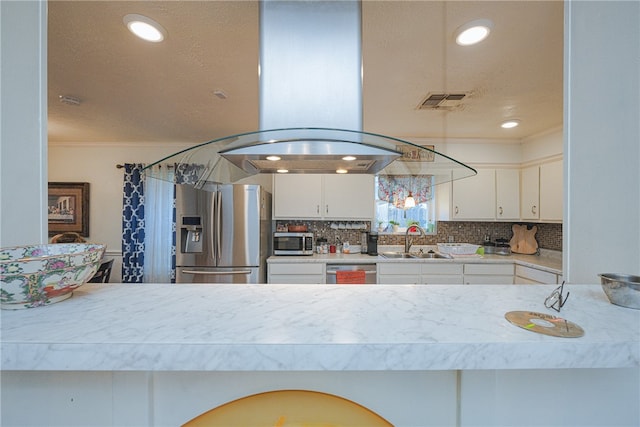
[404,192,416,208]
[404,176,415,208]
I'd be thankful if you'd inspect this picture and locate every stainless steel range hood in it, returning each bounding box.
[219,129,401,175]
[144,1,475,186]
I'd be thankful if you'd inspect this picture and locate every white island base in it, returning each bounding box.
[2,284,638,426]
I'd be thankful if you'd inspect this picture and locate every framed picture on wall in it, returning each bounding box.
[48,182,90,237]
[396,144,435,162]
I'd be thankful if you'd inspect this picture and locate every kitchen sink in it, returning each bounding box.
[379,251,452,259]
[412,252,451,259]
[380,252,415,259]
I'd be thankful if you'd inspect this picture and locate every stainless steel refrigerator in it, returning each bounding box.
[175,184,271,283]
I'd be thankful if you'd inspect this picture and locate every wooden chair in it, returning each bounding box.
[88,259,114,283]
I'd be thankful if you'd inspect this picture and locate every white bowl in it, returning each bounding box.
[0,243,105,309]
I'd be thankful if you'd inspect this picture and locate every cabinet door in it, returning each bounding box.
[540,160,563,221]
[323,174,374,219]
[520,166,540,220]
[452,169,495,220]
[495,169,520,220]
[273,174,323,218]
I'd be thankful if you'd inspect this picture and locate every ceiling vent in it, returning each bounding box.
[418,92,468,110]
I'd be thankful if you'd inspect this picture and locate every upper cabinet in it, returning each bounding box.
[495,169,521,220]
[521,159,563,222]
[273,174,374,220]
[451,168,520,221]
[452,169,496,220]
[539,160,563,221]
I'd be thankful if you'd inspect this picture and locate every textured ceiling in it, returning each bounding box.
[47,1,563,145]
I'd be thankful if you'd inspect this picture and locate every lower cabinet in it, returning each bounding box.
[514,265,559,284]
[378,263,464,285]
[268,263,325,284]
[463,263,514,285]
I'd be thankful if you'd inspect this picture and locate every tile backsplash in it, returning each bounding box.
[275,220,562,251]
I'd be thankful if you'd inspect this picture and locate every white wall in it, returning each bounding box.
[564,1,640,282]
[0,1,48,247]
[521,126,563,165]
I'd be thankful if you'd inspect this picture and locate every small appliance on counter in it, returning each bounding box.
[366,232,378,256]
[273,232,314,256]
[495,238,512,256]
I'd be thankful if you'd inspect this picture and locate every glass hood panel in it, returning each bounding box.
[143,127,476,188]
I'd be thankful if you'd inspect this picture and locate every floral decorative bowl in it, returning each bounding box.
[0,243,105,309]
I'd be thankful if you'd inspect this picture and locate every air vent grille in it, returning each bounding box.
[418,92,468,110]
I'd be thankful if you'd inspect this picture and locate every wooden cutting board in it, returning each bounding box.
[510,224,538,254]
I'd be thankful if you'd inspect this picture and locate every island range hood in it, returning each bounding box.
[144,1,475,187]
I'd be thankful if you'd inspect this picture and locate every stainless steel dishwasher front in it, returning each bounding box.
[326,264,377,284]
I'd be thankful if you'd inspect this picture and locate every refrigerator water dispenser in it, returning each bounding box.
[181,216,203,253]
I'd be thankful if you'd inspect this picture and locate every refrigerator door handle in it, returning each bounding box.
[181,269,252,275]
[215,191,222,264]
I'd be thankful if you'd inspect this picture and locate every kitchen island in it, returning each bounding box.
[2,283,638,426]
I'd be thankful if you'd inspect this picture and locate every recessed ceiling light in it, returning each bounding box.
[454,19,493,46]
[342,156,356,161]
[266,155,281,161]
[501,120,520,129]
[123,14,166,43]
[336,168,348,174]
[276,169,289,173]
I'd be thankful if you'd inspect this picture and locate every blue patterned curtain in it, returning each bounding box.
[122,163,145,283]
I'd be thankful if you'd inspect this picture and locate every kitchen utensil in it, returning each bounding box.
[510,224,538,254]
[598,273,640,310]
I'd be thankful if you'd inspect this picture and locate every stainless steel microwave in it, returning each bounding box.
[273,232,314,255]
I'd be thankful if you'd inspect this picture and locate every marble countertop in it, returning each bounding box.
[268,246,563,274]
[2,283,637,372]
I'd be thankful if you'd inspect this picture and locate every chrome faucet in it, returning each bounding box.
[405,225,427,253]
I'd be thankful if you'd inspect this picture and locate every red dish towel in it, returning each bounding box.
[336,270,366,284]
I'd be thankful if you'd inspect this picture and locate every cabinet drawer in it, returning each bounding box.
[421,263,463,275]
[378,274,420,285]
[465,275,514,285]
[515,265,557,284]
[378,263,421,275]
[268,274,324,284]
[269,263,324,275]
[463,263,514,275]
[422,275,463,285]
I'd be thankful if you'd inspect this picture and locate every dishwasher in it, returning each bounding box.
[326,264,377,284]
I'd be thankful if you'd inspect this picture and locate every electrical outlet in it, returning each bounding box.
[448,235,454,243]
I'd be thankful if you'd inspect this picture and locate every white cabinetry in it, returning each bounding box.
[451,169,519,221]
[377,262,463,285]
[377,263,421,284]
[521,166,539,220]
[273,174,374,219]
[268,263,325,284]
[520,159,563,222]
[452,169,495,220]
[463,263,514,285]
[421,263,464,284]
[495,169,520,220]
[514,265,559,284]
[539,160,563,221]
